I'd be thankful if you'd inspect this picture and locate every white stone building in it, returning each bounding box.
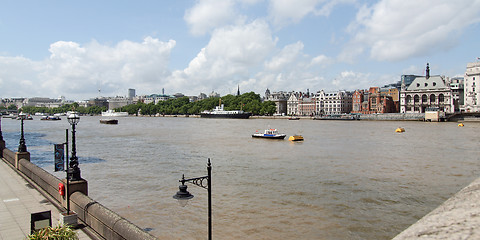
[264,89,288,115]
[315,90,353,115]
[287,93,299,115]
[400,63,453,113]
[464,61,480,112]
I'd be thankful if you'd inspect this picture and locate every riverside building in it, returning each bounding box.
[264,89,288,115]
[315,90,353,115]
[400,63,454,113]
[464,61,480,112]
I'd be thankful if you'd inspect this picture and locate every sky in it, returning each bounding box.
[1,0,480,101]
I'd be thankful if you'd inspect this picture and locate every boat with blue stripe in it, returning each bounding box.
[252,128,286,139]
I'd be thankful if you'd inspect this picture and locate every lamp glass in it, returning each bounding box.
[67,112,80,125]
[177,199,189,207]
[173,184,194,207]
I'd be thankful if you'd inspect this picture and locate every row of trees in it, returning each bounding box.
[12,92,277,116]
[19,103,107,115]
[119,92,277,116]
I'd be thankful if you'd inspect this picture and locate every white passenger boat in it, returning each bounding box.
[101,110,128,117]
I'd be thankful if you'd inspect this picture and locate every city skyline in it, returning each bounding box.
[1,0,479,101]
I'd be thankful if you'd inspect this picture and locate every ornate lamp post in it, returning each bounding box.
[0,117,4,155]
[67,112,81,181]
[18,112,27,152]
[173,159,212,240]
[0,116,3,142]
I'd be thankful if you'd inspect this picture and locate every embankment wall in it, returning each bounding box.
[359,113,424,121]
[393,177,480,239]
[1,147,157,240]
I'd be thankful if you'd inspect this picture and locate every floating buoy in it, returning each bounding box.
[289,135,304,141]
[458,123,464,127]
[395,127,405,133]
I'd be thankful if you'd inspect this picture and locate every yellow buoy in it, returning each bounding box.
[289,135,304,141]
[395,127,405,133]
[458,123,464,127]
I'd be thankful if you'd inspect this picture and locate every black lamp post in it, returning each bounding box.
[173,159,212,240]
[67,112,81,181]
[0,116,3,142]
[18,113,27,152]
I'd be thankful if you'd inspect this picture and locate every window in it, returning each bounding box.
[422,95,427,103]
[425,83,428,87]
[439,94,444,103]
[430,94,436,103]
[417,83,420,87]
[414,95,420,103]
[433,82,436,86]
[406,95,412,103]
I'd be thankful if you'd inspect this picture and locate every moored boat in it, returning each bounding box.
[200,105,251,119]
[200,99,251,119]
[101,110,128,117]
[100,119,118,124]
[17,114,33,120]
[41,115,61,121]
[252,129,286,139]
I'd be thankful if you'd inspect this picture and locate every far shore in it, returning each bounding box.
[123,112,480,122]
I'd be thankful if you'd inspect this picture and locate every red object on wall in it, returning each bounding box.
[58,183,65,196]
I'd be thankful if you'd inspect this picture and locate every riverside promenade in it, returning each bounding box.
[0,159,95,240]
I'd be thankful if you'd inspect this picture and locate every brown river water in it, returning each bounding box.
[2,116,480,239]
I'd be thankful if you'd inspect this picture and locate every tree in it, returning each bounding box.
[7,104,17,110]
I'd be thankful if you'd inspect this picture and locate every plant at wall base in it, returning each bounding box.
[27,224,78,240]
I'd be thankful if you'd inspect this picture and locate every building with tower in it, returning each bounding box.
[400,63,453,113]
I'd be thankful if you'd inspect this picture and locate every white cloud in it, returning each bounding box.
[248,41,334,93]
[184,0,238,36]
[170,20,277,94]
[332,70,371,90]
[342,0,480,62]
[0,37,176,100]
[0,56,43,97]
[264,41,305,72]
[268,0,355,27]
[309,54,333,67]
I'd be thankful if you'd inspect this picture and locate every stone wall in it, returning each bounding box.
[1,149,157,240]
[393,177,480,239]
[359,113,424,121]
[2,148,15,166]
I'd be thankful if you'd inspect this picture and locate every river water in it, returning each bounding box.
[1,116,480,239]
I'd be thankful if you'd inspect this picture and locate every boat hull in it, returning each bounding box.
[200,113,251,119]
[100,119,118,124]
[252,134,286,139]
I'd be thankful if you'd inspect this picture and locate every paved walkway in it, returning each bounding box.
[0,159,94,240]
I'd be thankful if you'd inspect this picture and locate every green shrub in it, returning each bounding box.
[27,224,78,240]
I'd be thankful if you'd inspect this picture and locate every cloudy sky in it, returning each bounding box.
[1,0,479,100]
